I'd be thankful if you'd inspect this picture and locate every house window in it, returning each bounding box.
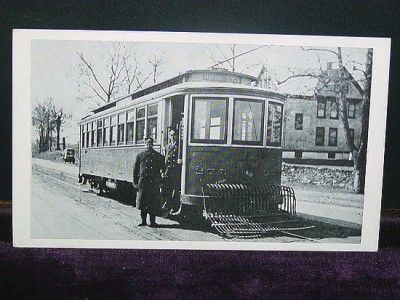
[330,100,339,119]
[348,128,355,147]
[103,117,110,146]
[232,99,264,145]
[315,127,325,146]
[328,127,338,146]
[191,97,228,143]
[267,102,283,146]
[294,113,303,130]
[147,104,158,141]
[126,110,135,144]
[97,119,103,147]
[117,112,125,145]
[317,99,326,118]
[348,101,356,118]
[136,107,145,144]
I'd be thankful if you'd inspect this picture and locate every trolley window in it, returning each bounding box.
[126,110,135,144]
[81,125,85,148]
[266,102,283,147]
[147,104,158,141]
[97,119,103,147]
[86,123,90,148]
[117,112,125,145]
[110,115,116,145]
[103,117,110,146]
[232,99,264,145]
[136,107,145,144]
[91,121,96,147]
[191,97,228,144]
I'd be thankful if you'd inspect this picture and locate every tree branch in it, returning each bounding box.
[78,53,108,96]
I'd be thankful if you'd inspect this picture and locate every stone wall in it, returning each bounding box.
[282,163,354,190]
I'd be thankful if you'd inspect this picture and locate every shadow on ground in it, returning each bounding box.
[296,218,361,239]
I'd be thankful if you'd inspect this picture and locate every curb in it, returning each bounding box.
[297,212,362,230]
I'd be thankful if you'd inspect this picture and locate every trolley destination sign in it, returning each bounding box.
[12,30,390,251]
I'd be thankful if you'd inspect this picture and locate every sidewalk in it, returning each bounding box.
[289,183,364,229]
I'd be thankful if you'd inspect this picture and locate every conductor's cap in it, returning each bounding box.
[144,137,154,143]
[169,129,178,136]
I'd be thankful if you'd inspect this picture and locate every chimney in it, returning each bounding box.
[327,62,333,70]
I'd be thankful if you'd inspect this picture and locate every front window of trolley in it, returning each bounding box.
[233,99,264,145]
[191,97,228,144]
[190,96,283,147]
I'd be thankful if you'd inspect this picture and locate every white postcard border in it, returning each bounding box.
[12,30,391,251]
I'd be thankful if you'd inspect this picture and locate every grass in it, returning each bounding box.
[32,145,79,164]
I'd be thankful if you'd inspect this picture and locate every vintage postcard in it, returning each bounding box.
[13,30,390,251]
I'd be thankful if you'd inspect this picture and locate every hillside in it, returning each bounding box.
[32,145,79,164]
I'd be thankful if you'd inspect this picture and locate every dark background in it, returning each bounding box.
[1,1,400,298]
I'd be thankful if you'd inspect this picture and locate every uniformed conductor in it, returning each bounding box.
[162,129,182,214]
[133,137,165,227]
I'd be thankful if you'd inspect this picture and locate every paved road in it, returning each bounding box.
[31,159,361,243]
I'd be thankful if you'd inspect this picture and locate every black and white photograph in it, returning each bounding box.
[13,30,390,251]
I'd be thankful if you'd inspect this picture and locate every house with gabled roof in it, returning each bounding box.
[259,62,364,160]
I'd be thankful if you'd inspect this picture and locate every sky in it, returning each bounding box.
[31,39,369,144]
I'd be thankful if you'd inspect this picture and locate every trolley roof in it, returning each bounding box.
[80,69,285,122]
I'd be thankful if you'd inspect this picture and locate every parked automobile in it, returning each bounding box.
[63,148,75,164]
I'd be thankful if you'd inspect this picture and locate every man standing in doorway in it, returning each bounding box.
[162,129,182,214]
[133,137,165,227]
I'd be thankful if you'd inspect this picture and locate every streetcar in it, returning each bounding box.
[78,69,300,235]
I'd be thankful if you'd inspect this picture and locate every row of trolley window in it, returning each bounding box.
[80,96,283,149]
[81,103,158,148]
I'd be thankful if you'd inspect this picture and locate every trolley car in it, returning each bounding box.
[78,69,302,236]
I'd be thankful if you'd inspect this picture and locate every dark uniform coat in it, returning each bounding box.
[164,142,182,190]
[133,149,165,215]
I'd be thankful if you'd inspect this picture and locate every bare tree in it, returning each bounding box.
[32,98,57,152]
[32,101,47,152]
[77,43,163,106]
[77,43,132,106]
[277,47,372,193]
[121,47,150,94]
[148,53,166,84]
[54,108,71,150]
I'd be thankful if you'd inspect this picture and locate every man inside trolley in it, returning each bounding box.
[162,128,182,215]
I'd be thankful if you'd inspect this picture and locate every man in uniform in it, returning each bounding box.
[162,129,182,214]
[133,137,165,227]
